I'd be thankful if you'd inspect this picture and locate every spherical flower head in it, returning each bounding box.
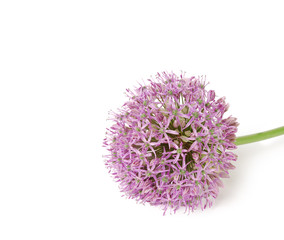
[103,72,239,214]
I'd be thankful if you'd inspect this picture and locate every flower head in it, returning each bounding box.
[103,72,238,214]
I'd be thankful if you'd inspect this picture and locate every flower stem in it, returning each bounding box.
[235,126,284,145]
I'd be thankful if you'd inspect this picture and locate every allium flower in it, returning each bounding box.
[103,71,239,214]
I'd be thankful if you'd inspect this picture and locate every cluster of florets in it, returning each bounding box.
[103,72,238,214]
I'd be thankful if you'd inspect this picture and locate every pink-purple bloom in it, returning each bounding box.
[103,72,238,214]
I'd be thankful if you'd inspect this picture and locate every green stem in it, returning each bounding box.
[235,126,284,145]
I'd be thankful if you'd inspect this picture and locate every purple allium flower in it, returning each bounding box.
[103,72,239,214]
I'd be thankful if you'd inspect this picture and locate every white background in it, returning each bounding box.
[0,0,284,239]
